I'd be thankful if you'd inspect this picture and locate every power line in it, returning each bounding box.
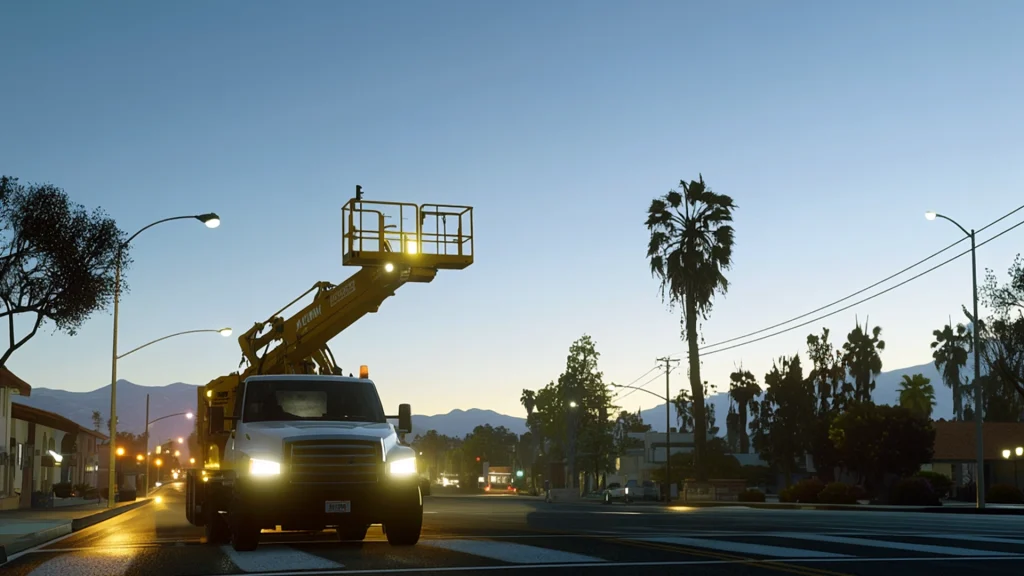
[614,367,670,403]
[699,203,1024,352]
[694,217,1024,358]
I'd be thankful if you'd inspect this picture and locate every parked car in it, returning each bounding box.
[603,482,631,504]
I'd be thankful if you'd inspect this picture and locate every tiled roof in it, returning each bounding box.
[0,367,31,396]
[932,419,1024,461]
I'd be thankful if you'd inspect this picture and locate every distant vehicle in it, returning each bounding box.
[603,482,631,503]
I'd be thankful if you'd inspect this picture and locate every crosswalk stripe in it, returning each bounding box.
[631,536,852,558]
[221,545,345,572]
[26,553,133,576]
[775,533,1020,556]
[420,539,607,563]
[915,533,1024,545]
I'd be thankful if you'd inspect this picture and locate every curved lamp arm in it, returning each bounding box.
[124,214,220,247]
[149,411,193,426]
[118,328,232,360]
[611,382,669,402]
[925,211,971,238]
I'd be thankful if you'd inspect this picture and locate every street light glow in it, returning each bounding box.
[186,412,194,419]
[569,401,578,408]
[218,327,233,337]
[1003,449,1011,459]
[115,447,125,457]
[925,211,937,221]
[197,213,221,228]
[1017,447,1024,457]
[177,437,184,444]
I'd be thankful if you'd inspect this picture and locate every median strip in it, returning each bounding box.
[0,498,153,564]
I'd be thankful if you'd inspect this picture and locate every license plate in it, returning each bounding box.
[325,500,351,514]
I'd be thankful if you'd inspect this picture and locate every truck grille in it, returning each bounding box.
[284,439,382,485]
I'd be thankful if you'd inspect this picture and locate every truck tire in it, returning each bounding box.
[205,508,230,545]
[337,524,369,542]
[229,496,261,551]
[384,487,423,546]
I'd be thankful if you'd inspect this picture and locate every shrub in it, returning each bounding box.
[987,484,1024,504]
[889,476,941,506]
[738,489,766,502]
[914,471,952,499]
[817,482,859,504]
[783,478,825,503]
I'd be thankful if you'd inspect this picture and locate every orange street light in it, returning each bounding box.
[155,458,163,467]
[136,454,144,462]
[115,446,125,457]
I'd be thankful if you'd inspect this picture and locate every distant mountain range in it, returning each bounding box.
[11,380,529,448]
[12,359,964,449]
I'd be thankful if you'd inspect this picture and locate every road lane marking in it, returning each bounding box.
[25,553,132,576]
[631,536,852,559]
[913,533,1024,545]
[420,539,606,563]
[775,533,1018,556]
[221,545,344,572]
[212,553,1024,576]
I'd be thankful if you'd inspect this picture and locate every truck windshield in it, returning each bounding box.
[242,379,387,424]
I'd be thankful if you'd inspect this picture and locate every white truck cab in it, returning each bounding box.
[186,374,423,551]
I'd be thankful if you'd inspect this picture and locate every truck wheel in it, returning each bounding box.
[230,523,261,552]
[385,487,423,546]
[205,508,230,544]
[229,497,261,551]
[337,524,369,542]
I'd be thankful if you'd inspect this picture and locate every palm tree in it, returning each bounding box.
[520,389,538,488]
[931,322,971,421]
[728,369,760,454]
[841,318,885,403]
[898,373,936,419]
[646,174,737,481]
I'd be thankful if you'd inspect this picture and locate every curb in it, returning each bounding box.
[662,501,1024,515]
[0,498,153,564]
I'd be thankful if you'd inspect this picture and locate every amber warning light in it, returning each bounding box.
[359,365,369,379]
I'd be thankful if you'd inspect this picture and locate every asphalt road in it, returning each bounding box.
[3,483,1024,575]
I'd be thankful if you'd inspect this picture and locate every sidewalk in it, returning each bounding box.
[0,497,151,563]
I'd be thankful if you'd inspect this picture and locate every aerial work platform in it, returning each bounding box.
[342,193,474,271]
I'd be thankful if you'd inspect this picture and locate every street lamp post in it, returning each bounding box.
[143,398,194,496]
[1001,446,1024,489]
[611,381,674,502]
[925,210,985,509]
[107,212,220,508]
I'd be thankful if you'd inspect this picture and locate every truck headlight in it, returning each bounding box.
[389,456,417,476]
[249,458,281,476]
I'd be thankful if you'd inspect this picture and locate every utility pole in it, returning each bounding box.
[144,394,150,496]
[657,356,680,501]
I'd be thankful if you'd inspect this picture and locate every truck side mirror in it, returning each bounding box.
[209,406,225,434]
[398,403,412,434]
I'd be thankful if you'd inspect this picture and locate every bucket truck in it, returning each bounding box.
[184,189,473,552]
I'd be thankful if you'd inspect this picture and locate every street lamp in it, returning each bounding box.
[143,400,195,496]
[107,212,220,508]
[1001,446,1024,489]
[925,209,985,509]
[117,327,232,360]
[611,382,673,502]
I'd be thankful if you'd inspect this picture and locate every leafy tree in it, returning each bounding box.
[0,176,128,367]
[806,328,851,414]
[841,319,886,403]
[646,175,737,480]
[804,328,848,481]
[976,374,1024,422]
[614,409,651,454]
[830,402,935,494]
[930,322,972,421]
[979,255,1024,401]
[727,368,760,453]
[673,387,693,432]
[750,355,814,487]
[525,335,617,488]
[91,410,103,433]
[898,374,936,419]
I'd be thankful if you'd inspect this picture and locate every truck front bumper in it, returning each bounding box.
[233,475,421,530]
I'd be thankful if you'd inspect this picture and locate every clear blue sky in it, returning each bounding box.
[2,0,1022,419]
